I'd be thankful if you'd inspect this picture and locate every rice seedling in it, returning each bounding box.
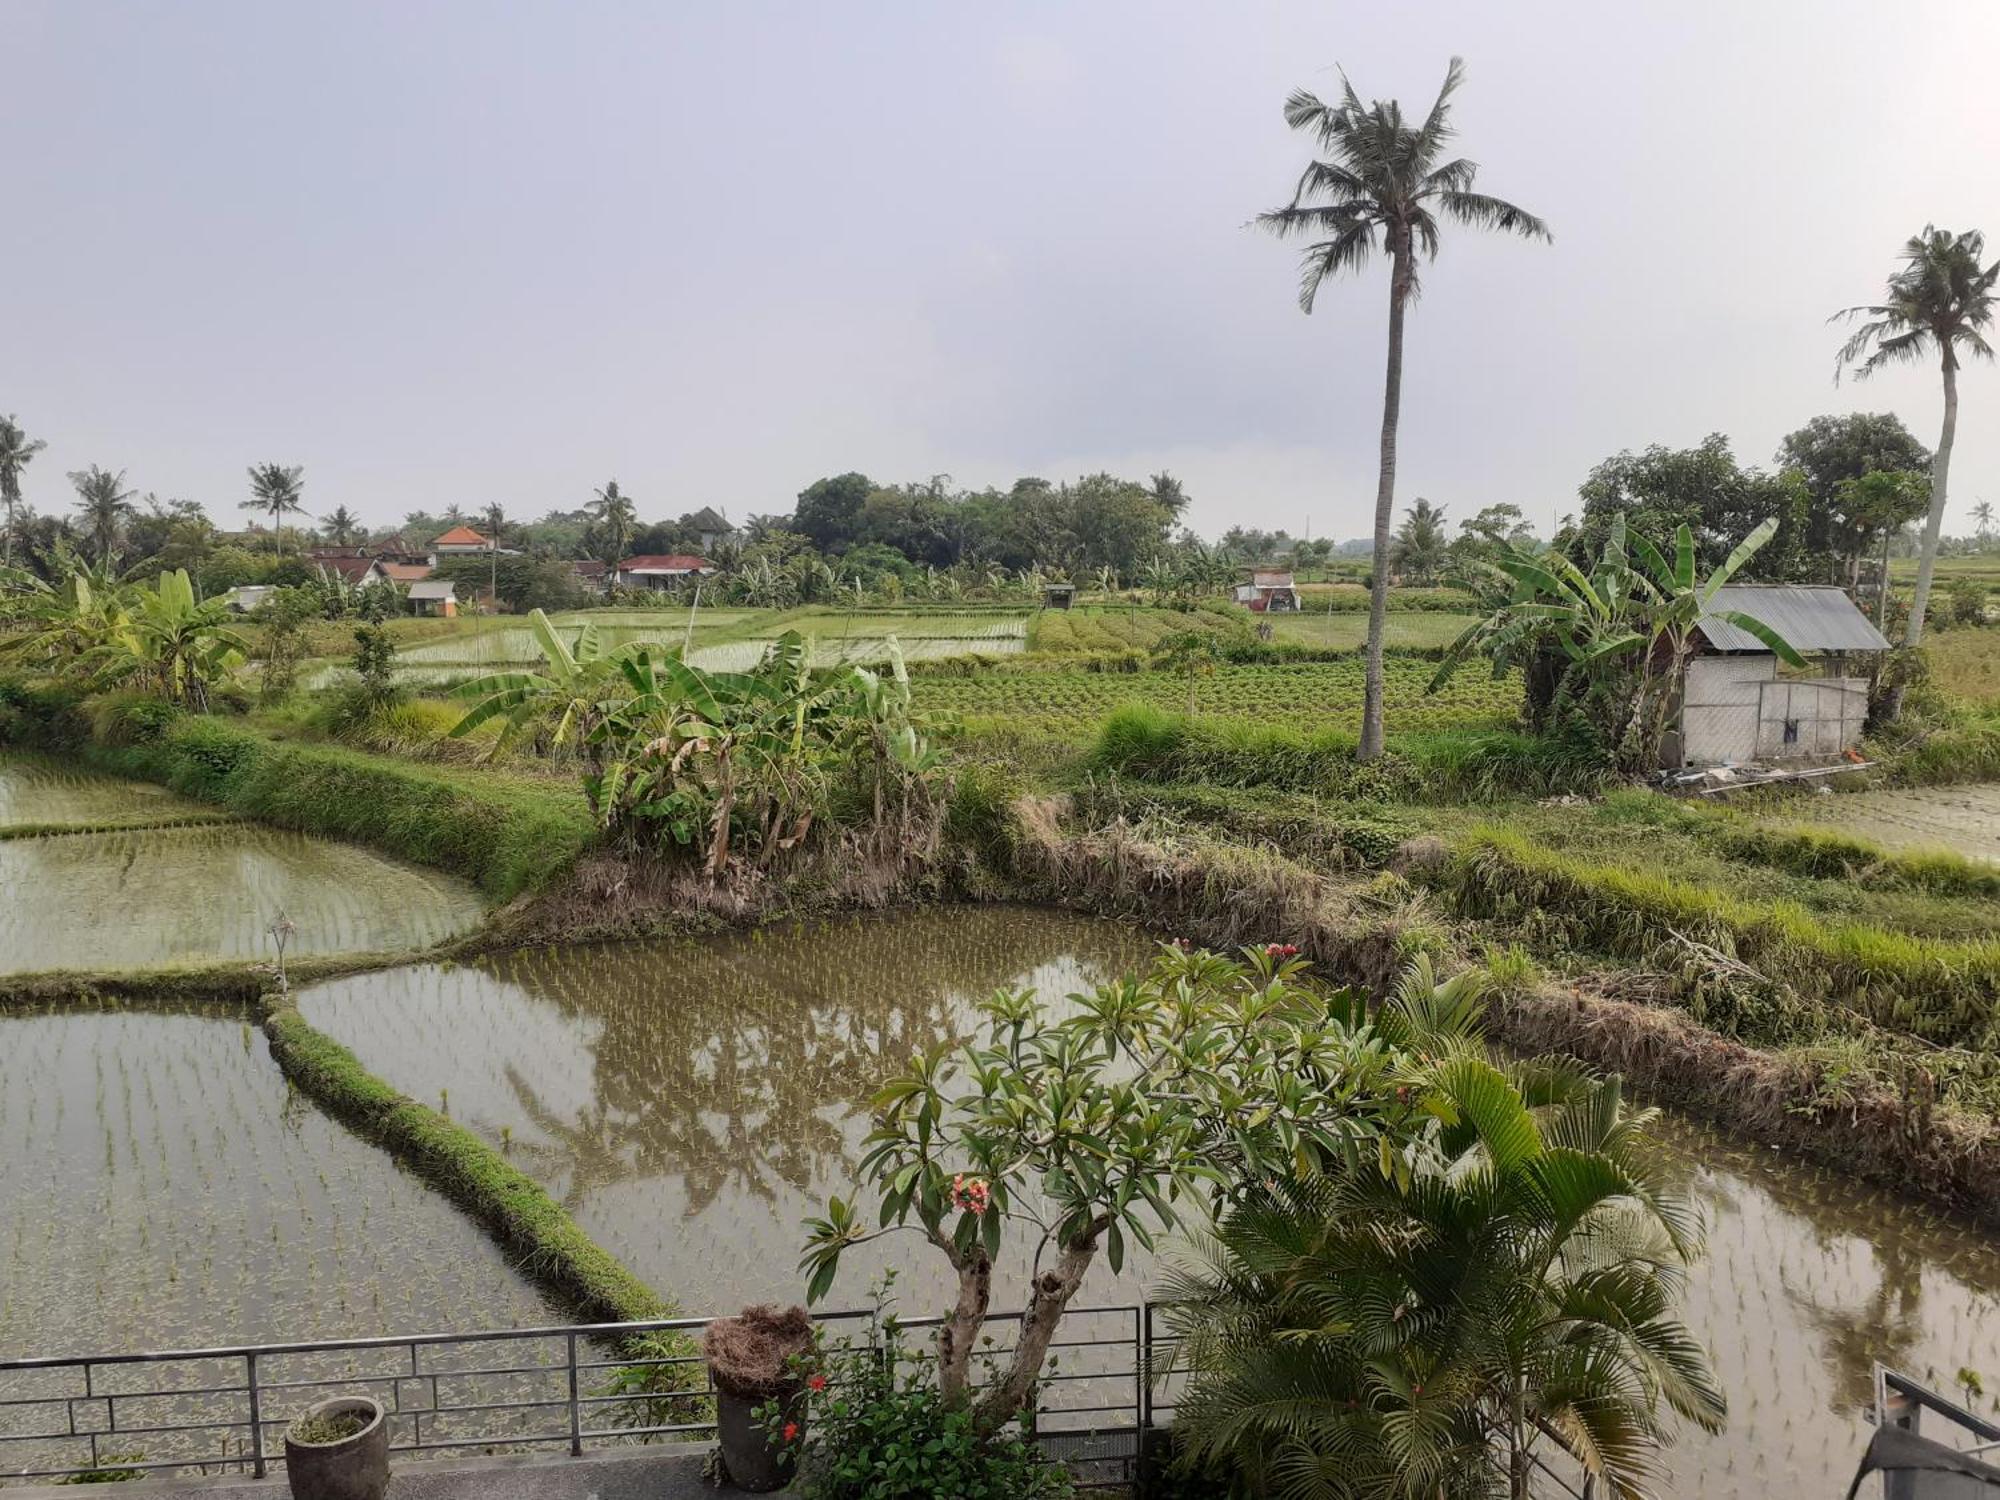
[0,822,486,977]
[0,1003,561,1361]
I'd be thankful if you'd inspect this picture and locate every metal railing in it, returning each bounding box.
[0,1304,1595,1494]
[0,1304,1154,1488]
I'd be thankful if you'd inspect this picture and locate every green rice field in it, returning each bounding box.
[913,657,1522,736]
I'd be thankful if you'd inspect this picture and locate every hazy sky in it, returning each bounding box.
[8,1,1999,544]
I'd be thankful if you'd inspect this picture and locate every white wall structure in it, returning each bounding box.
[1679,656,1869,766]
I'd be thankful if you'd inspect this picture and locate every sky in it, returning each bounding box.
[7,1,2000,546]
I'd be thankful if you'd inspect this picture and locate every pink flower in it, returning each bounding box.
[1264,942,1300,958]
[807,1374,827,1393]
[950,1173,991,1214]
[782,1421,800,1443]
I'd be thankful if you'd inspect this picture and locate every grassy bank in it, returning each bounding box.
[1,682,592,900]
[261,994,672,1324]
[1002,794,2000,1226]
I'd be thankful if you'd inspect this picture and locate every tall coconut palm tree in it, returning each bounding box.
[590,479,638,563]
[0,415,47,569]
[320,504,362,546]
[1835,227,1998,654]
[242,463,306,555]
[68,465,136,569]
[480,502,510,611]
[1261,57,1548,759]
[1972,499,1994,542]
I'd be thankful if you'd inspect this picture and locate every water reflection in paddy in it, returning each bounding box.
[301,908,1156,1311]
[299,908,2000,1499]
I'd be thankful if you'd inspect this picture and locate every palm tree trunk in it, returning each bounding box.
[1360,244,1412,761]
[1905,357,1959,649]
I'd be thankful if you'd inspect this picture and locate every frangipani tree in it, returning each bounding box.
[1434,516,1802,770]
[800,947,1486,1436]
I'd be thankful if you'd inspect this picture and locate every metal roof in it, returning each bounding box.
[407,580,458,600]
[1695,585,1891,653]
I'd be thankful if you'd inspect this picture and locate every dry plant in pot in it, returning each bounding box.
[283,1396,388,1500]
[703,1304,813,1492]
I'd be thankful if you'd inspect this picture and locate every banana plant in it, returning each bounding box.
[89,569,248,708]
[1433,516,1802,771]
[448,609,632,785]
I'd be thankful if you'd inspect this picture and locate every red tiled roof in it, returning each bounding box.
[381,562,433,583]
[433,525,488,546]
[616,554,710,571]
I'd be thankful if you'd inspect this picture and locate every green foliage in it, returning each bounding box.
[778,1321,1073,1500]
[261,997,677,1325]
[1088,703,1605,803]
[1776,412,1932,584]
[1574,433,1810,582]
[1944,576,1989,627]
[55,1456,145,1484]
[1435,514,1799,771]
[87,692,185,747]
[803,948,1478,1432]
[1163,1061,1723,1500]
[351,621,398,707]
[80,716,590,899]
[1390,496,1451,584]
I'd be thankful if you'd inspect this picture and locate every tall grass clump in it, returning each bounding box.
[1434,828,2000,1049]
[99,718,590,900]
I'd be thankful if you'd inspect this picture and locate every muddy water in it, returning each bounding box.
[0,758,208,828]
[0,822,487,974]
[0,1004,561,1359]
[296,909,2000,1498]
[300,909,1157,1312]
[1792,782,2000,863]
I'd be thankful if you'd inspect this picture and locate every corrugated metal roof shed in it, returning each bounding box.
[407,580,458,600]
[1695,585,1891,652]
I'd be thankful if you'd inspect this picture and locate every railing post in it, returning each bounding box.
[247,1353,266,1478]
[566,1333,582,1457]
[1134,1305,1148,1437]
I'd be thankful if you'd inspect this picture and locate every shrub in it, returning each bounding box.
[87,692,185,747]
[774,1322,1073,1500]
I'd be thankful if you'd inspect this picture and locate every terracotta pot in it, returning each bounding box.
[283,1396,389,1500]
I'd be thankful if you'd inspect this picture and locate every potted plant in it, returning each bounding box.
[283,1396,389,1500]
[703,1304,812,1492]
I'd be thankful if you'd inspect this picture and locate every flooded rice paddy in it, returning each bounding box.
[296,908,2000,1500]
[8,879,2000,1495]
[0,759,213,829]
[0,822,486,974]
[1793,782,2000,864]
[0,1003,561,1358]
[0,756,487,974]
[299,909,1156,1311]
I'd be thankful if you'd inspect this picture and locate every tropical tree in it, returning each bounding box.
[1834,227,1998,653]
[1153,628,1225,712]
[320,504,362,546]
[1435,517,1802,771]
[1390,496,1451,583]
[590,479,639,563]
[0,414,47,568]
[1164,1014,1725,1500]
[801,947,1472,1438]
[1260,57,1548,759]
[90,569,248,709]
[68,466,137,569]
[242,464,307,554]
[0,562,132,670]
[1974,500,1994,541]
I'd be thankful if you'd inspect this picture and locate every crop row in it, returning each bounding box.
[912,658,1521,734]
[1029,607,1244,655]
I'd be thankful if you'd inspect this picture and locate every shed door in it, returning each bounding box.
[1680,656,1774,766]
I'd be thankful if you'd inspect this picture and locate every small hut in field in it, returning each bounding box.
[1672,585,1889,767]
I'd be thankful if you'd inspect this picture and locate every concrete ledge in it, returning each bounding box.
[4,1446,768,1500]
